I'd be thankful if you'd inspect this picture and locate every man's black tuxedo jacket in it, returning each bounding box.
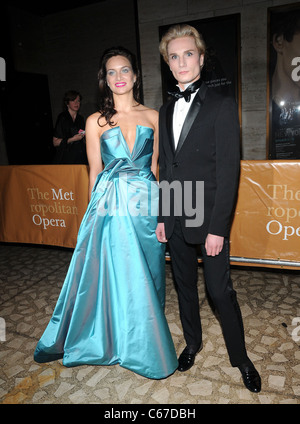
[158,82,240,244]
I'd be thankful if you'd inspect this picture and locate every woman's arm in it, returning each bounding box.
[150,110,159,179]
[85,114,104,201]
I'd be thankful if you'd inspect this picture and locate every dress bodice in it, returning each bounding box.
[100,125,154,170]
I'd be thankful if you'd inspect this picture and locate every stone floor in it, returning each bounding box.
[0,243,300,405]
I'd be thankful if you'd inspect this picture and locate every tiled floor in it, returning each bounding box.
[0,243,300,404]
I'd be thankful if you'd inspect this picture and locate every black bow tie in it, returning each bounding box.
[168,79,202,102]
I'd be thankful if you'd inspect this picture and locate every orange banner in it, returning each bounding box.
[0,162,300,269]
[0,165,89,248]
[230,160,300,269]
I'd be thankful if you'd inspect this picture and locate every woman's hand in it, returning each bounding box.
[68,133,85,143]
[156,223,168,243]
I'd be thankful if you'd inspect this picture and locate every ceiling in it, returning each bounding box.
[8,0,106,16]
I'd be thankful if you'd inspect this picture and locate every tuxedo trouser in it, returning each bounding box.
[168,219,250,367]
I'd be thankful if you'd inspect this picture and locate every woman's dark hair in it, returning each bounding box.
[97,46,141,126]
[63,90,82,110]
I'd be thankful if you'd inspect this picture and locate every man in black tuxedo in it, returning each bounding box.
[156,24,261,393]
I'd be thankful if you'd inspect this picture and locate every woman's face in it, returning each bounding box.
[106,55,136,95]
[68,96,81,112]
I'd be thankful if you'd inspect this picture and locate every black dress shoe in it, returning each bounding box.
[177,344,203,372]
[239,363,261,393]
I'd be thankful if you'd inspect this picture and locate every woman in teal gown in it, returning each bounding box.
[34,47,178,379]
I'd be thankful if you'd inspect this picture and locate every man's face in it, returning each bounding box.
[167,36,204,90]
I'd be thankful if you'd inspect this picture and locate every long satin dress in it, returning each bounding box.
[34,125,178,379]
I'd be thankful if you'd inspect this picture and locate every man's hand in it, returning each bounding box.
[205,233,224,256]
[156,223,168,243]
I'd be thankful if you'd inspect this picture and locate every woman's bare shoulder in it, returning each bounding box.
[86,111,102,124]
[138,104,158,114]
[137,104,158,126]
[86,112,109,135]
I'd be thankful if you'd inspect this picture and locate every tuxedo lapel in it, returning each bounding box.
[166,99,176,154]
[175,83,208,157]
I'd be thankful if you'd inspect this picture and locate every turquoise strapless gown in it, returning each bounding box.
[34,125,178,379]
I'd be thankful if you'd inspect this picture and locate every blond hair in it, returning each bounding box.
[159,24,206,63]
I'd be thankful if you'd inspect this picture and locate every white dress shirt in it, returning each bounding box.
[173,84,199,149]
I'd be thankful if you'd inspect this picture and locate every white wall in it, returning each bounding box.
[137,0,297,159]
[8,0,298,159]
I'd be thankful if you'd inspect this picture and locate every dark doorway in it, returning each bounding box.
[1,71,54,164]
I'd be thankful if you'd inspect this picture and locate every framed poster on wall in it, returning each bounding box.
[267,3,300,159]
[159,14,241,124]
